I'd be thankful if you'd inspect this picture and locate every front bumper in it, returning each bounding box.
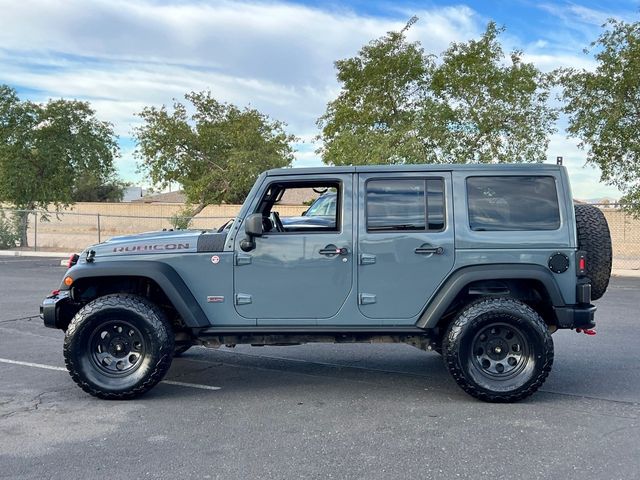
[554,304,597,330]
[40,291,72,330]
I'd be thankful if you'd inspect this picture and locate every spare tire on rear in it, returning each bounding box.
[574,204,612,300]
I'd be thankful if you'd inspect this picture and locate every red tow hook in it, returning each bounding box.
[576,328,597,336]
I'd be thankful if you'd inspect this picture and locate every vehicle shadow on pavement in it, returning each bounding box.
[161,346,469,401]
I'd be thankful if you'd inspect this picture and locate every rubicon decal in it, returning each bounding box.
[112,243,191,253]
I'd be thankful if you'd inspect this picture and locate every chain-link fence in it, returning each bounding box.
[1,204,639,270]
[594,203,640,270]
[0,208,234,253]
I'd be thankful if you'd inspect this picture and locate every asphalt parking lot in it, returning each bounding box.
[1,256,639,479]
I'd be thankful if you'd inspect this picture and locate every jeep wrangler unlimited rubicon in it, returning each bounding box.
[41,164,612,402]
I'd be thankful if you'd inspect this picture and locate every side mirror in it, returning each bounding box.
[244,213,263,237]
[240,213,263,252]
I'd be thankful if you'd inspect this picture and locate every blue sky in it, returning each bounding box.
[1,0,638,199]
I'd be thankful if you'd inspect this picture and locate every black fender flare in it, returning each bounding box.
[60,261,209,328]
[416,264,566,329]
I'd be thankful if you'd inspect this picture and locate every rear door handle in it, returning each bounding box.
[319,244,348,256]
[415,245,444,255]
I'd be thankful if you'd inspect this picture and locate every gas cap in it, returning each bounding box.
[548,253,570,274]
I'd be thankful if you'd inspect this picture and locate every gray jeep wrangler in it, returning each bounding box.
[41,164,612,402]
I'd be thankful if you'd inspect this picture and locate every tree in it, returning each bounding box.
[72,173,127,202]
[559,19,640,212]
[134,91,296,214]
[317,20,557,165]
[317,17,437,165]
[430,22,557,163]
[0,85,120,246]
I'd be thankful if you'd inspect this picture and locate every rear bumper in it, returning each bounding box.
[40,291,72,329]
[554,304,597,330]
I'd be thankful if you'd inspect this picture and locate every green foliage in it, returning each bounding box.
[317,18,434,165]
[169,207,194,230]
[0,85,120,244]
[318,20,557,165]
[430,23,557,163]
[73,172,127,202]
[0,210,19,249]
[134,91,296,213]
[558,19,640,213]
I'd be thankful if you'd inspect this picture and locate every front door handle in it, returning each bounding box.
[319,244,348,256]
[415,244,444,255]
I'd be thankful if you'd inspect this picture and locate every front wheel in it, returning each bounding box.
[64,294,174,399]
[443,298,553,402]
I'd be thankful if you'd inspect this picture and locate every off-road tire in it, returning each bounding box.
[443,298,554,402]
[574,204,612,300]
[64,294,174,399]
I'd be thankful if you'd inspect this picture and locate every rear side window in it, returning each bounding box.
[366,178,445,232]
[467,176,560,231]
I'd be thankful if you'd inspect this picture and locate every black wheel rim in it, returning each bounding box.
[470,322,532,382]
[88,320,146,376]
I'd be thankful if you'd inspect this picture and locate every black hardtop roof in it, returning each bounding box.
[266,163,564,176]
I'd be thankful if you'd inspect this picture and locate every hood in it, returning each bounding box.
[86,229,203,258]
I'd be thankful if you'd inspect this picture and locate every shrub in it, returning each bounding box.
[0,210,19,249]
[169,208,194,230]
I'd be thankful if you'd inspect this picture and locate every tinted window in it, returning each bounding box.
[427,179,445,231]
[366,178,445,232]
[467,176,560,231]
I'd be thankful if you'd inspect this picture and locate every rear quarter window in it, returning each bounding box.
[466,176,560,231]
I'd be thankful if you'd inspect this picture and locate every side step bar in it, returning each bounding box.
[196,325,429,336]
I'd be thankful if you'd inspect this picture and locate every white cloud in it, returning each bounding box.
[0,0,483,181]
[0,0,628,198]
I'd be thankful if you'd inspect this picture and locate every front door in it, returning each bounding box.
[357,172,455,323]
[234,175,353,324]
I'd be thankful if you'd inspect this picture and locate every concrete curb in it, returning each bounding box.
[612,269,640,277]
[0,250,72,259]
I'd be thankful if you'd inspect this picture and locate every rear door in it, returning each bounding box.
[357,172,455,322]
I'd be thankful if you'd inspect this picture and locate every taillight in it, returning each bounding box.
[576,251,587,276]
[67,253,79,268]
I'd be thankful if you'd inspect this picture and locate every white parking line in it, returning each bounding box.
[0,358,66,371]
[161,380,221,391]
[0,357,221,392]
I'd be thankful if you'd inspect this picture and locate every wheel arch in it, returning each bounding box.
[61,261,209,329]
[417,264,565,330]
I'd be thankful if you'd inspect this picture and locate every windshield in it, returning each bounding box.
[305,193,336,217]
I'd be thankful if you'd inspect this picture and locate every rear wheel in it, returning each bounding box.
[443,298,553,402]
[64,294,174,399]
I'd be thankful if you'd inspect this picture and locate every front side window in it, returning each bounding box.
[366,178,445,232]
[255,182,340,233]
[466,176,560,231]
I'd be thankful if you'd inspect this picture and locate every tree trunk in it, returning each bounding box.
[16,210,30,248]
[190,202,206,216]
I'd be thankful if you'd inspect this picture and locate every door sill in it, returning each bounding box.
[197,325,428,335]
